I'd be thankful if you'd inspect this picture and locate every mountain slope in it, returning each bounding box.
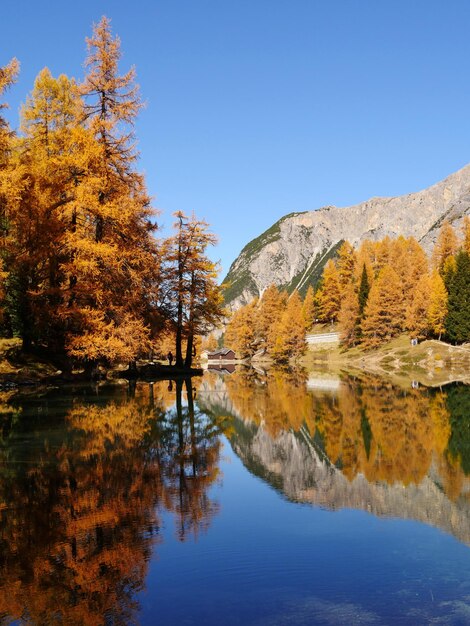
[223,163,470,308]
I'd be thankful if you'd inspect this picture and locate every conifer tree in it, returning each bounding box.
[445,251,470,343]
[316,259,341,323]
[302,285,316,331]
[361,266,404,347]
[405,274,430,339]
[255,284,287,353]
[0,59,19,329]
[63,16,159,364]
[462,216,470,255]
[392,237,428,302]
[336,240,356,293]
[338,284,360,347]
[225,300,258,359]
[5,68,89,349]
[433,221,458,272]
[160,212,224,368]
[271,291,306,363]
[358,263,370,316]
[428,270,448,340]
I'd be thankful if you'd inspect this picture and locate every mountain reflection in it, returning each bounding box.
[0,379,225,625]
[198,369,470,544]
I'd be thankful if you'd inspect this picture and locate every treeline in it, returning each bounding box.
[226,285,307,363]
[0,17,223,370]
[225,219,470,358]
[323,220,470,347]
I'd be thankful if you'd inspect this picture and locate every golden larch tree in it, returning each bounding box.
[338,283,360,347]
[63,16,159,365]
[405,273,431,340]
[316,259,341,323]
[0,59,19,327]
[336,240,356,293]
[427,270,448,339]
[160,212,224,368]
[255,284,287,353]
[432,221,458,272]
[302,285,316,331]
[225,300,258,359]
[271,290,306,363]
[361,266,404,347]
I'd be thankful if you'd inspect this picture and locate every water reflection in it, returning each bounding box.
[1,371,470,624]
[198,369,470,544]
[0,379,225,625]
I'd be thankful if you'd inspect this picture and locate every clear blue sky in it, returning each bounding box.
[3,1,470,275]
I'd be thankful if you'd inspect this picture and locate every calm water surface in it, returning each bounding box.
[1,370,470,625]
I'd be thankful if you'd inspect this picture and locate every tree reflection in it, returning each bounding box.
[209,369,470,501]
[0,378,224,625]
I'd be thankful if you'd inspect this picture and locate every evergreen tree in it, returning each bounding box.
[445,251,470,343]
[358,263,370,316]
[463,216,470,256]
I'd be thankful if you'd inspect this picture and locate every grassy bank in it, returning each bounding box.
[302,334,470,387]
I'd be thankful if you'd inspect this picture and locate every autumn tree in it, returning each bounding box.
[0,59,19,328]
[361,266,404,347]
[336,240,356,293]
[302,285,316,331]
[391,237,428,302]
[316,259,341,323]
[62,16,159,364]
[225,300,258,359]
[405,273,430,339]
[160,212,224,368]
[4,68,89,349]
[255,284,287,353]
[338,284,360,347]
[271,290,306,363]
[428,270,448,339]
[433,221,458,273]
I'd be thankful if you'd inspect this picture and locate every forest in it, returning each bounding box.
[1,17,470,374]
[0,17,224,373]
[225,219,470,362]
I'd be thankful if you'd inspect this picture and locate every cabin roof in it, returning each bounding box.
[208,348,235,357]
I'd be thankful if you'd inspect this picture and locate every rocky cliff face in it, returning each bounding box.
[223,163,470,308]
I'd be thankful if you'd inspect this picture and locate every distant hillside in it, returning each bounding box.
[223,164,470,308]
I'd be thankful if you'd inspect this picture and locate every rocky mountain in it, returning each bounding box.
[223,163,470,308]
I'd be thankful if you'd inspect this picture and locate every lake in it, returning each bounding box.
[1,369,470,625]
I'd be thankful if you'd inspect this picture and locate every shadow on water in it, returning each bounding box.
[0,377,226,625]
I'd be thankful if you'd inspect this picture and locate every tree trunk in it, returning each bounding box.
[184,332,193,368]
